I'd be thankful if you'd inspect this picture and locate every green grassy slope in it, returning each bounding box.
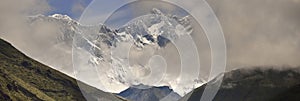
[0,38,126,101]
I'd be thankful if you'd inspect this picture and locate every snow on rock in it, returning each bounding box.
[50,14,74,22]
[73,8,204,96]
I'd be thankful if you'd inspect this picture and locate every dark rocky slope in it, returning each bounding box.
[181,67,300,101]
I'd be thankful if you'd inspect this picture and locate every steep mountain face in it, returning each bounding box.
[0,38,126,101]
[118,85,181,101]
[72,8,204,96]
[180,67,300,101]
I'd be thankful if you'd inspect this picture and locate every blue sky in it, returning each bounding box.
[47,0,92,20]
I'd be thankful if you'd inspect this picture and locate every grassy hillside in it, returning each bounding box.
[0,38,126,101]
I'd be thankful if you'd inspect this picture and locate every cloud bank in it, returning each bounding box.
[0,0,50,36]
[0,0,76,76]
[206,0,300,69]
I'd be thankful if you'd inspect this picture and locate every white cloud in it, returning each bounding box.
[206,0,300,69]
[0,0,76,75]
[0,0,50,37]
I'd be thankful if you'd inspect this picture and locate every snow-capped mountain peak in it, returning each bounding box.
[50,14,74,22]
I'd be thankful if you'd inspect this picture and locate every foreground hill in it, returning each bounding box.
[181,67,300,101]
[0,38,126,101]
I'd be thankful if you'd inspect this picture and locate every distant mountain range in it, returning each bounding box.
[118,85,181,101]
[1,37,300,101]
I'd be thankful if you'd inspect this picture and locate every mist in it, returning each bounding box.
[0,0,76,76]
[206,0,300,69]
